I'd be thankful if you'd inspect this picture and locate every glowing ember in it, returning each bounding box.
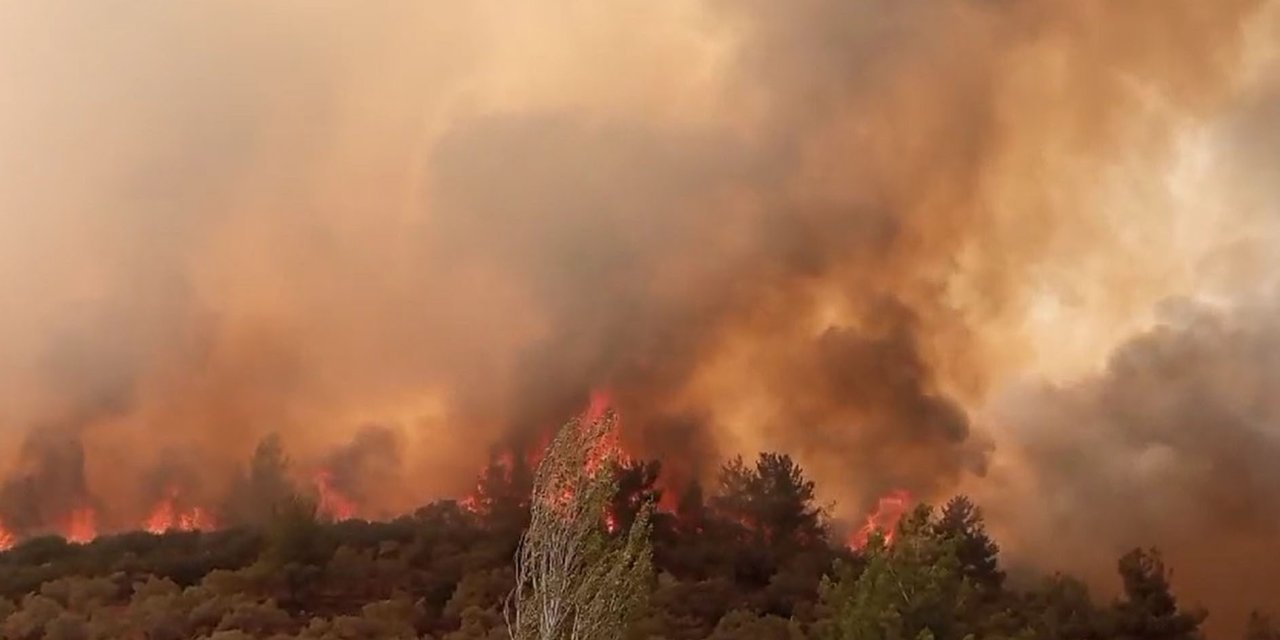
[848,489,913,549]
[314,470,358,521]
[604,510,619,534]
[61,507,97,544]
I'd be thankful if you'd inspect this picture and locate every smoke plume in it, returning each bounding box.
[0,0,1277,634]
[981,294,1280,631]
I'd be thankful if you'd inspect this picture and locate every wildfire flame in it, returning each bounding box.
[0,388,845,550]
[459,494,481,514]
[459,449,517,515]
[582,389,625,476]
[463,388,627,518]
[848,489,913,550]
[585,388,612,425]
[60,507,97,544]
[314,470,358,521]
[144,487,216,534]
[0,520,14,551]
[178,507,213,531]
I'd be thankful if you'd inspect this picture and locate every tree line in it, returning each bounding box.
[0,416,1270,640]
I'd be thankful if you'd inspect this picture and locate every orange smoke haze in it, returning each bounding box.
[1,1,1279,636]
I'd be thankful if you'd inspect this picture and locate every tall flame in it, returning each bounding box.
[143,499,176,534]
[144,487,216,533]
[582,388,624,475]
[178,506,214,531]
[314,470,358,521]
[585,388,612,425]
[848,489,913,550]
[532,389,627,521]
[0,520,14,551]
[61,507,97,544]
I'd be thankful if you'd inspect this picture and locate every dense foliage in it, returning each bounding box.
[508,411,653,640]
[0,453,1257,639]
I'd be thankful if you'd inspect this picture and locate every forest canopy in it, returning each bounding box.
[0,443,1254,640]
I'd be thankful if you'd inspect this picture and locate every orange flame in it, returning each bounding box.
[143,499,175,534]
[535,390,626,518]
[144,487,215,533]
[61,507,97,544]
[585,388,612,424]
[314,470,357,521]
[582,388,625,476]
[460,450,520,515]
[459,494,481,514]
[848,489,912,550]
[178,506,215,531]
[0,520,14,551]
[463,388,630,522]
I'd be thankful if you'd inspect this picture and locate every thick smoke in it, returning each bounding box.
[977,34,1280,631]
[0,429,95,534]
[0,0,1277,633]
[982,294,1280,632]
[317,425,408,519]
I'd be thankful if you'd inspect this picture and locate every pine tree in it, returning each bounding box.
[223,433,299,527]
[712,456,755,530]
[710,453,826,547]
[676,480,707,534]
[1108,549,1205,640]
[1023,574,1104,640]
[470,448,535,535]
[934,496,1004,592]
[816,505,976,640]
[609,459,662,534]
[753,453,827,547]
[260,493,326,568]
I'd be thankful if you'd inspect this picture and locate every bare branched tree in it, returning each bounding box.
[505,409,653,640]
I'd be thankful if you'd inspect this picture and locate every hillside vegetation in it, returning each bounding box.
[0,452,1253,640]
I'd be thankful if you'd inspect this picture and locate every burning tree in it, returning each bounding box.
[505,408,652,640]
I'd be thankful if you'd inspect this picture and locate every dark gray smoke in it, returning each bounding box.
[984,294,1280,634]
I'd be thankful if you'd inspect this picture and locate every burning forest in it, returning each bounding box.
[0,390,913,560]
[1,0,1280,637]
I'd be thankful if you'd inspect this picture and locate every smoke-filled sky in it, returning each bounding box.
[1,0,1279,631]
